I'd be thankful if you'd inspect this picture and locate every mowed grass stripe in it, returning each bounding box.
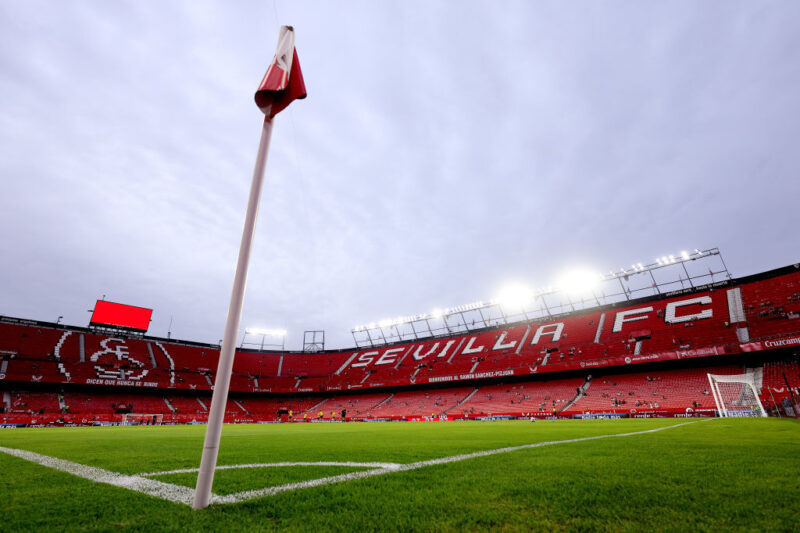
[1,419,703,506]
[0,419,798,531]
[0,418,690,475]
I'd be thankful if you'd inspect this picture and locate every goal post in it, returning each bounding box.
[121,413,164,426]
[707,373,767,417]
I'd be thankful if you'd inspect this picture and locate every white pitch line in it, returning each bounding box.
[0,445,196,506]
[141,461,403,477]
[212,467,396,504]
[216,419,711,504]
[0,419,711,507]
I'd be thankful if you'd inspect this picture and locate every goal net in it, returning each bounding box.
[707,373,767,417]
[121,413,164,426]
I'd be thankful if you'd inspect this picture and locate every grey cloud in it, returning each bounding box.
[1,1,798,348]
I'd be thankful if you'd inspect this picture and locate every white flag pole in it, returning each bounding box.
[193,116,274,510]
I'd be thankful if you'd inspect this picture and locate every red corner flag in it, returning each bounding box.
[194,25,307,510]
[255,25,307,117]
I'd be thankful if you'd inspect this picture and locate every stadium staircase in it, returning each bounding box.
[307,397,328,413]
[371,392,394,411]
[445,387,479,414]
[163,396,176,413]
[560,378,591,413]
[313,393,389,418]
[233,399,249,415]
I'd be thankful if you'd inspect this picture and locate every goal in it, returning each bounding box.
[121,413,164,426]
[707,373,767,417]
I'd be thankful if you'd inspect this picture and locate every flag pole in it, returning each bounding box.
[193,115,274,510]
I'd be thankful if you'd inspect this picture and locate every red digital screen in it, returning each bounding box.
[90,300,152,332]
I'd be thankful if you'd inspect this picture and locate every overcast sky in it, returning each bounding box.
[1,1,798,349]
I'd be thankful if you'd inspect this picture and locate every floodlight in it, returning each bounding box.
[495,282,533,309]
[681,250,690,260]
[557,269,602,296]
[431,308,443,319]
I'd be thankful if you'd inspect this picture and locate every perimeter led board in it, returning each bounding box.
[89,300,152,332]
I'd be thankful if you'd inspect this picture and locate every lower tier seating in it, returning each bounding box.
[3,359,798,424]
[567,365,742,414]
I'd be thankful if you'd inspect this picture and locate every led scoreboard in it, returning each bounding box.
[89,300,152,332]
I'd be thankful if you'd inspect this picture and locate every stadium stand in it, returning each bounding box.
[239,396,322,419]
[2,264,800,425]
[307,392,390,419]
[368,387,474,419]
[761,360,800,403]
[0,323,65,361]
[566,366,743,415]
[457,378,585,417]
[8,390,61,414]
[166,394,209,415]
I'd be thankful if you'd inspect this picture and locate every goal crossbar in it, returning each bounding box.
[707,373,767,417]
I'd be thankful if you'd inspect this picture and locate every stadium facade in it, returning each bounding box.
[2,263,799,426]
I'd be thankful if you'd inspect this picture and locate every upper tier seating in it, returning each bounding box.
[158,342,219,372]
[281,353,350,379]
[0,323,65,361]
[740,272,800,340]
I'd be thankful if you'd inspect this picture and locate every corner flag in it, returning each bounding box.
[255,25,307,118]
[193,25,306,510]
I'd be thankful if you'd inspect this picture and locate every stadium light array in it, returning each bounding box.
[353,247,721,339]
[241,327,287,351]
[353,301,489,332]
[651,248,712,268]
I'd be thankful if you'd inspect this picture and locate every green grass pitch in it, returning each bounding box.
[1,418,798,531]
